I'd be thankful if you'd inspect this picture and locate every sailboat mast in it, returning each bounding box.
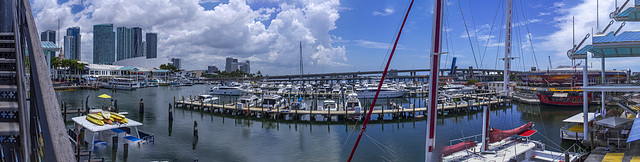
[426,0,444,161]
[503,0,512,95]
[300,41,303,81]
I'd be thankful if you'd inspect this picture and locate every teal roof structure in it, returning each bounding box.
[614,7,640,21]
[41,41,59,51]
[119,67,139,71]
[574,45,593,55]
[586,31,640,58]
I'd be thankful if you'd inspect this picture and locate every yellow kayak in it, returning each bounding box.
[86,114,105,126]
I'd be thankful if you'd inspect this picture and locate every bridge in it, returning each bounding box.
[1,0,75,161]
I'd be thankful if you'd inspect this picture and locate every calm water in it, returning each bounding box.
[58,85,589,161]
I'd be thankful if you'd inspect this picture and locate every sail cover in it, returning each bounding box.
[441,141,477,156]
[489,122,533,143]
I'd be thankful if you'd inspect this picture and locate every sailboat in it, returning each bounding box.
[428,0,586,161]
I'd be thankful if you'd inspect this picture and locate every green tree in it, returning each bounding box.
[467,79,479,85]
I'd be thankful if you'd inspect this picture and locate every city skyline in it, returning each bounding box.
[30,0,640,75]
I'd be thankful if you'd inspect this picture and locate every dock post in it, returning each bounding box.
[169,104,173,121]
[112,136,118,153]
[63,101,67,122]
[139,98,144,114]
[194,121,198,137]
[174,96,176,107]
[123,143,129,158]
[114,99,118,112]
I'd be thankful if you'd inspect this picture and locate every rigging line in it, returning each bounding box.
[443,6,450,69]
[457,0,479,68]
[445,5,457,71]
[519,0,540,69]
[379,0,410,71]
[467,0,483,68]
[480,0,504,68]
[347,0,414,161]
[494,8,505,70]
[514,12,526,71]
[364,132,398,157]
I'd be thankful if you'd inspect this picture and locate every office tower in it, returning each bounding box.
[132,27,143,57]
[116,26,134,61]
[40,29,56,43]
[65,27,81,60]
[146,33,157,58]
[93,24,115,64]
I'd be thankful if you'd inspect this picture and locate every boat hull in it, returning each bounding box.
[537,93,591,107]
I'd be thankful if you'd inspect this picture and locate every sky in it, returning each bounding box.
[30,0,640,75]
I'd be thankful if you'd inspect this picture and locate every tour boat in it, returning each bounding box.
[537,87,592,107]
[102,78,140,90]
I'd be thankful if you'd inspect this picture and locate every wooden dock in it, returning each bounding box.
[173,92,510,121]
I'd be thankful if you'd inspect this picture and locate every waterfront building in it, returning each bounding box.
[146,33,157,58]
[40,29,55,43]
[132,27,143,57]
[64,27,81,60]
[117,26,134,61]
[518,65,627,86]
[208,65,219,73]
[113,57,172,70]
[171,58,181,70]
[93,24,115,64]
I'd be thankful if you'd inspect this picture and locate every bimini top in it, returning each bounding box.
[72,116,142,132]
[579,31,640,58]
[562,113,595,123]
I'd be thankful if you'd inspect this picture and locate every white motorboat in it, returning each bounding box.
[210,83,247,95]
[345,93,362,112]
[196,94,219,104]
[356,86,407,99]
[261,94,284,109]
[238,94,259,107]
[321,100,338,111]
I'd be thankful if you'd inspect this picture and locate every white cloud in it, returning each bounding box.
[372,8,394,16]
[31,0,347,75]
[537,0,640,70]
[538,12,551,16]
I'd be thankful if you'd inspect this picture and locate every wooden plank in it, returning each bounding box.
[22,0,75,161]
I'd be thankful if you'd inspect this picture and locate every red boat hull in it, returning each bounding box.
[537,93,591,107]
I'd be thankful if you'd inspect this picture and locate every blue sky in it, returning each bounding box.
[31,0,640,75]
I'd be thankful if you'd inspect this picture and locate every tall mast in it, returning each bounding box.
[503,0,512,95]
[300,41,303,81]
[426,0,444,161]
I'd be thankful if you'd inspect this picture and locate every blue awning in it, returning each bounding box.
[627,118,640,143]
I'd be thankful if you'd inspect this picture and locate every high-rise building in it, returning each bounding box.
[93,24,115,64]
[208,66,219,73]
[142,41,146,57]
[225,57,249,73]
[238,60,250,73]
[40,29,56,43]
[146,33,157,58]
[225,57,233,72]
[65,27,81,60]
[116,26,134,61]
[171,58,181,70]
[132,27,143,57]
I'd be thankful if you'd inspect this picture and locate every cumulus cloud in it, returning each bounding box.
[31,0,347,74]
[372,8,394,16]
[538,0,640,70]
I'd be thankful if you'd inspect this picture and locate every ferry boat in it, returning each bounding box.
[560,112,595,140]
[102,78,140,90]
[537,87,592,107]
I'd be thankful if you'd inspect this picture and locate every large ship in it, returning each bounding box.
[537,87,591,107]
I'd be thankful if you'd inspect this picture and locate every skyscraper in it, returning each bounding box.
[208,66,219,73]
[146,33,157,58]
[93,24,115,64]
[142,41,146,57]
[117,26,134,61]
[238,60,250,73]
[171,58,181,70]
[132,27,143,57]
[64,27,81,60]
[40,29,56,43]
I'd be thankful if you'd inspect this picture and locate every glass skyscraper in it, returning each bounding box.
[117,26,134,61]
[40,29,56,43]
[132,27,143,58]
[93,24,115,64]
[146,33,157,58]
[64,27,81,60]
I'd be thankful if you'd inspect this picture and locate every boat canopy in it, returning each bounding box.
[72,116,142,132]
[563,113,595,123]
[551,93,568,98]
[627,118,640,143]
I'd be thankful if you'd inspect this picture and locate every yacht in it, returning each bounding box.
[210,84,247,95]
[196,94,219,104]
[356,86,407,99]
[238,94,259,107]
[261,94,284,109]
[345,93,362,112]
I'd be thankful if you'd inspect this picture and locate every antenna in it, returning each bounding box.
[548,56,552,68]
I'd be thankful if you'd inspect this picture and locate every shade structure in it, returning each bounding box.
[595,117,633,128]
[627,118,640,143]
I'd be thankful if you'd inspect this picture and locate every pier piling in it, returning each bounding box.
[139,98,144,114]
